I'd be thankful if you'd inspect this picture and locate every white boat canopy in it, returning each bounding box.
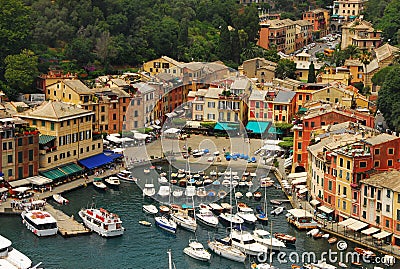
[133,132,149,140]
[310,200,321,206]
[298,188,308,194]
[373,231,392,240]
[0,187,8,193]
[318,205,334,214]
[291,177,307,185]
[361,227,380,235]
[287,209,313,218]
[347,220,368,231]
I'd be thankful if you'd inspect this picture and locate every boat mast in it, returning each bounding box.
[269,220,273,266]
[167,249,173,269]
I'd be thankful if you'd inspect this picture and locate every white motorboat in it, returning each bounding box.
[117,170,136,182]
[183,239,211,262]
[155,216,177,233]
[220,203,232,212]
[21,210,58,237]
[185,186,196,197]
[93,178,107,190]
[158,186,171,197]
[104,176,121,187]
[172,189,183,198]
[143,184,156,197]
[143,169,150,174]
[196,187,207,198]
[271,206,284,216]
[218,213,244,226]
[158,176,168,184]
[208,239,246,263]
[253,229,286,250]
[52,193,69,205]
[229,229,269,256]
[237,203,257,224]
[79,207,124,237]
[210,170,217,176]
[307,228,320,237]
[142,204,158,214]
[235,192,243,199]
[171,211,197,232]
[311,260,336,269]
[0,234,32,269]
[252,263,279,269]
[196,209,219,228]
[245,192,253,199]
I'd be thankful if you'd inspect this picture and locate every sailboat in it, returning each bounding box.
[208,168,246,263]
[256,189,268,222]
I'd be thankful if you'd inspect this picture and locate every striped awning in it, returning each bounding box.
[59,163,83,175]
[40,168,67,181]
[39,135,56,145]
[361,227,380,235]
[373,231,392,239]
[347,220,368,231]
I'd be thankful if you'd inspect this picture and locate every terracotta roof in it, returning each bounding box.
[63,79,92,95]
[375,43,399,63]
[344,59,363,66]
[204,88,223,99]
[362,133,399,145]
[361,171,400,192]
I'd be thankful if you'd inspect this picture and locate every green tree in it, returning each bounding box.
[372,66,395,86]
[4,49,39,94]
[377,0,400,44]
[307,61,316,83]
[359,50,373,93]
[275,59,297,79]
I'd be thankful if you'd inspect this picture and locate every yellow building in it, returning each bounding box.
[282,19,296,54]
[341,19,382,51]
[332,0,367,22]
[317,67,351,85]
[143,56,181,76]
[238,58,277,84]
[46,79,94,106]
[18,101,103,171]
[272,90,296,123]
[344,59,364,84]
[294,52,323,82]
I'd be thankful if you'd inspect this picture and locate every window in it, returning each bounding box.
[374,148,380,155]
[255,102,260,108]
[8,142,12,149]
[113,124,117,130]
[339,158,343,167]
[2,143,6,150]
[328,181,332,191]
[311,122,315,127]
[298,142,302,149]
[50,122,55,131]
[346,160,351,169]
[387,189,391,198]
[196,104,203,111]
[299,95,302,100]
[299,131,302,137]
[33,119,37,125]
[397,210,400,221]
[362,211,366,219]
[374,160,379,167]
[18,138,22,146]
[343,201,346,210]
[29,150,34,161]
[28,137,33,144]
[18,152,23,163]
[8,169,12,177]
[48,157,51,163]
[377,190,381,200]
[28,165,33,177]
[388,159,393,166]
[101,106,105,112]
[377,202,382,211]
[360,161,366,168]
[386,204,390,213]
[297,154,301,162]
[386,220,390,228]
[113,114,117,120]
[7,155,12,163]
[388,148,394,155]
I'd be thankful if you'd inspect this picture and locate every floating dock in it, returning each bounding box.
[45,204,91,237]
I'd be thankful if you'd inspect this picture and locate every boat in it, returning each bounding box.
[170,211,197,232]
[52,194,69,205]
[327,237,338,244]
[271,206,284,216]
[220,203,232,212]
[270,200,282,205]
[208,239,246,263]
[253,229,286,250]
[351,261,362,267]
[245,192,253,199]
[196,209,219,228]
[251,263,278,269]
[210,170,217,177]
[104,176,121,187]
[159,205,170,214]
[311,260,337,269]
[139,220,152,227]
[117,170,136,182]
[155,216,177,234]
[78,207,124,237]
[235,192,243,199]
[313,232,324,239]
[185,186,196,197]
[229,228,269,256]
[236,204,257,224]
[142,204,158,214]
[157,186,171,198]
[274,233,296,244]
[253,191,262,200]
[338,262,347,268]
[21,210,58,237]
[183,239,211,262]
[0,234,32,269]
[143,184,156,197]
[158,176,168,184]
[218,190,227,199]
[196,187,207,198]
[219,213,244,226]
[354,247,376,257]
[143,169,150,174]
[93,178,107,190]
[172,189,183,198]
[307,228,320,237]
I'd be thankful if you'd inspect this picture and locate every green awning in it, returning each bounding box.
[349,15,356,19]
[214,122,239,131]
[246,121,271,134]
[331,14,339,18]
[40,168,66,180]
[298,107,307,114]
[39,135,56,145]
[268,126,284,135]
[59,163,83,175]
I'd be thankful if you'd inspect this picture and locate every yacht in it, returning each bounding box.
[196,209,219,228]
[236,203,257,224]
[155,216,177,233]
[21,210,58,237]
[218,213,244,226]
[185,186,196,197]
[142,204,158,214]
[230,229,269,256]
[183,239,211,262]
[157,186,171,198]
[0,234,32,269]
[117,170,136,182]
[172,189,183,198]
[79,207,124,237]
[104,176,120,188]
[93,178,107,190]
[143,184,155,197]
[253,229,286,250]
[170,211,197,232]
[208,239,246,263]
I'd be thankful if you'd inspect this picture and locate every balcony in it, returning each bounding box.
[218,94,241,100]
[40,146,57,155]
[350,182,360,189]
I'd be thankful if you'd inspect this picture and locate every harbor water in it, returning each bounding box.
[0,165,380,269]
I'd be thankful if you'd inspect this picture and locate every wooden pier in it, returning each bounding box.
[45,204,91,237]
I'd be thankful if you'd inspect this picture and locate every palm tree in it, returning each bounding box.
[344,45,360,60]
[359,50,373,94]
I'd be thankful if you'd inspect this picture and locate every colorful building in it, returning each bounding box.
[238,58,277,84]
[302,9,329,39]
[341,19,382,51]
[142,56,181,76]
[272,90,296,123]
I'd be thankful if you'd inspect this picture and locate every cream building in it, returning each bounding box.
[18,101,103,170]
[143,56,181,76]
[283,19,296,54]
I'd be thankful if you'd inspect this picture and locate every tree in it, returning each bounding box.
[275,59,297,79]
[307,61,316,83]
[377,65,400,131]
[359,50,373,93]
[4,49,39,94]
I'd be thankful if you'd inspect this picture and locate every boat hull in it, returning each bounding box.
[208,241,246,263]
[78,210,124,237]
[183,248,210,262]
[196,215,218,228]
[155,218,176,234]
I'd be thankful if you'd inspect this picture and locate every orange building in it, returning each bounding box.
[302,9,330,38]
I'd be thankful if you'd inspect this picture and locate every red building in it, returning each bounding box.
[15,133,39,180]
[292,108,375,170]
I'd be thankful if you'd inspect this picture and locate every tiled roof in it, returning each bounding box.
[230,78,249,90]
[375,43,399,63]
[249,90,267,101]
[344,59,363,66]
[273,90,296,103]
[63,79,92,95]
[110,78,129,87]
[19,101,92,120]
[362,133,399,145]
[204,88,223,99]
[161,56,181,66]
[361,171,400,192]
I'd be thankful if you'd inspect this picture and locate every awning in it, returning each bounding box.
[27,176,52,185]
[13,186,31,192]
[163,128,181,134]
[310,200,321,206]
[9,178,31,188]
[59,163,83,175]
[106,153,123,160]
[287,209,313,218]
[361,227,380,235]
[214,122,239,131]
[40,168,66,181]
[348,220,369,231]
[338,218,357,227]
[373,231,392,240]
[292,177,307,185]
[78,153,113,169]
[288,172,308,179]
[318,205,334,214]
[246,121,271,134]
[299,188,308,194]
[185,121,202,128]
[134,132,149,140]
[39,135,56,145]
[268,126,284,135]
[298,107,307,113]
[0,187,8,193]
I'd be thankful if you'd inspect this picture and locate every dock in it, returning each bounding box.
[45,204,91,237]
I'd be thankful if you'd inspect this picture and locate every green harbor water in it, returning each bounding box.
[0,165,379,269]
